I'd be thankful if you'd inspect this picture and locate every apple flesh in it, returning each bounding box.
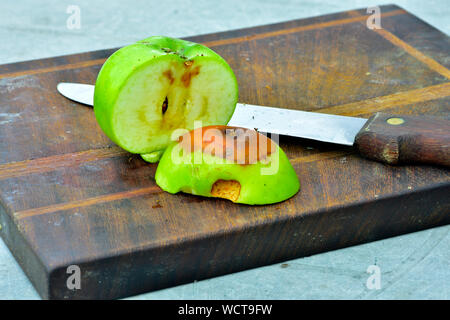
[155,126,300,205]
[94,36,239,157]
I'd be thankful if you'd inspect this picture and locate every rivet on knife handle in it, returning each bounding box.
[354,112,450,167]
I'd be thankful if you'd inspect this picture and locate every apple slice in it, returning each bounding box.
[94,36,239,157]
[155,126,300,205]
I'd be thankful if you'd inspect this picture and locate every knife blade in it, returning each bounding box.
[57,82,366,146]
[57,82,450,166]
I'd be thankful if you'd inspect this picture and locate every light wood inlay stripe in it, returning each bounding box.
[202,9,406,48]
[0,58,107,80]
[14,186,161,220]
[316,82,450,116]
[373,28,450,79]
[348,10,450,79]
[0,146,128,180]
[290,150,355,164]
[0,10,405,80]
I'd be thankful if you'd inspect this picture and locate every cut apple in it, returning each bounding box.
[155,126,300,205]
[94,36,239,156]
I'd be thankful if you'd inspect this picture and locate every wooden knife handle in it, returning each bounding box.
[354,112,450,167]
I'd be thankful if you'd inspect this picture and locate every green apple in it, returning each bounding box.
[94,36,239,157]
[155,126,300,205]
[140,151,164,163]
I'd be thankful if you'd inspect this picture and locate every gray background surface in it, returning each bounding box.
[0,0,449,299]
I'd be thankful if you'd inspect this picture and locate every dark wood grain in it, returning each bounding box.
[0,4,449,299]
[355,112,450,166]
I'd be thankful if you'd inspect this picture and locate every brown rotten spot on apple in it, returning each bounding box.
[162,70,175,85]
[178,125,276,165]
[181,62,200,87]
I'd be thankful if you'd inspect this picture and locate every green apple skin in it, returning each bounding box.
[141,151,164,163]
[94,36,239,155]
[155,142,300,205]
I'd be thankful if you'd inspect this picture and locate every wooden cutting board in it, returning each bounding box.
[0,5,449,299]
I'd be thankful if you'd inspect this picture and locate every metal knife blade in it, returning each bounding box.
[57,82,95,106]
[57,82,367,146]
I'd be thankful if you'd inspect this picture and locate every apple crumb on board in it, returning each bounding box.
[152,202,163,209]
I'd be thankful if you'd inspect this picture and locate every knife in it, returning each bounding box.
[57,82,450,167]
